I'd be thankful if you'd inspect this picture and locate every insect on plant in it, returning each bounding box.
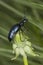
[8,6,39,65]
[8,17,28,41]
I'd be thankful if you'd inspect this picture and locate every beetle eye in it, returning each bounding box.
[24,18,28,23]
[24,20,26,22]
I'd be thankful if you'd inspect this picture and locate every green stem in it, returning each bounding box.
[23,55,28,65]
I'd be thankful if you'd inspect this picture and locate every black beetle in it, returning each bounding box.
[8,17,28,41]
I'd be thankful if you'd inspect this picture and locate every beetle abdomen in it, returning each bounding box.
[8,24,20,41]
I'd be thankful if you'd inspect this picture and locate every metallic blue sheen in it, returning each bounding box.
[8,17,27,41]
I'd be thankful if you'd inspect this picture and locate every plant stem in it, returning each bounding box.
[23,55,28,65]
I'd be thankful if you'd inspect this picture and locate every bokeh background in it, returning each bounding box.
[0,0,43,65]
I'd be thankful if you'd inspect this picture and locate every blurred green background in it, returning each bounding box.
[0,0,43,65]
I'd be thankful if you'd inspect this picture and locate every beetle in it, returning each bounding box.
[8,17,28,42]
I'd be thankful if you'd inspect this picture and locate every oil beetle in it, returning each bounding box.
[8,17,28,42]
